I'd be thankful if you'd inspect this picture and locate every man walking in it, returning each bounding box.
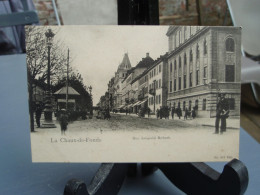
[171,106,175,119]
[35,102,42,128]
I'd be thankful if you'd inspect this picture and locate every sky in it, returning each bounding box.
[50,26,169,105]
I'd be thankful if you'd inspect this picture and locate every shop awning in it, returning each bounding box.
[117,105,125,109]
[132,101,141,107]
[137,99,147,105]
[127,104,134,108]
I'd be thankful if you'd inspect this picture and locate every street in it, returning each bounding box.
[31,113,240,163]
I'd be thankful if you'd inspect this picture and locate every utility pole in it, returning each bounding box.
[66,48,69,110]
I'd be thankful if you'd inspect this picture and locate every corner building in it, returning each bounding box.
[166,26,241,117]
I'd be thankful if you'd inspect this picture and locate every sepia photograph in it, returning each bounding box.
[26,25,241,162]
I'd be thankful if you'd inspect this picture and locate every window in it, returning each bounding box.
[159,95,161,104]
[179,56,182,68]
[174,34,176,49]
[159,79,161,88]
[184,53,187,65]
[196,44,200,59]
[202,99,206,110]
[184,75,187,89]
[179,30,181,44]
[195,100,198,110]
[225,65,235,82]
[159,65,161,72]
[203,67,207,78]
[204,39,207,55]
[174,60,177,70]
[196,70,199,85]
[179,77,181,90]
[228,98,235,110]
[174,79,176,91]
[190,49,193,62]
[184,26,186,40]
[170,81,172,92]
[189,72,193,87]
[170,63,172,72]
[226,38,235,52]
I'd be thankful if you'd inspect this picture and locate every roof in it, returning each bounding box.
[135,53,154,69]
[117,53,132,71]
[54,86,80,95]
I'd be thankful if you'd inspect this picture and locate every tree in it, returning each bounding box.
[26,26,67,132]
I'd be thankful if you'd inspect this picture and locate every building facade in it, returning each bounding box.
[166,26,241,117]
[147,55,168,113]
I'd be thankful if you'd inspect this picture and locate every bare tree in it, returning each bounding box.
[26,26,67,132]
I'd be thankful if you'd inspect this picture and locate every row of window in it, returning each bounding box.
[169,67,209,92]
[148,95,161,105]
[170,27,202,51]
[170,27,235,53]
[149,79,162,90]
[149,64,162,79]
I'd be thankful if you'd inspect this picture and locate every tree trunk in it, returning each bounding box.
[29,85,35,132]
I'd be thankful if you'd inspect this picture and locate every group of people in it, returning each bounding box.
[154,106,197,120]
[215,94,230,134]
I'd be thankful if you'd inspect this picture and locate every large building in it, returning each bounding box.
[166,26,241,117]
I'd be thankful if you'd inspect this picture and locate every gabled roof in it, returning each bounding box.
[54,86,80,95]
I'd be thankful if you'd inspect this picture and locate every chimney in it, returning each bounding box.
[146,53,149,57]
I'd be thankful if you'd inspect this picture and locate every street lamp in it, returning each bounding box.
[42,29,56,128]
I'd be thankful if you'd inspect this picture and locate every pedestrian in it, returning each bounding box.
[156,108,160,119]
[171,107,175,119]
[215,94,230,134]
[184,107,188,120]
[147,107,151,118]
[160,106,163,119]
[59,109,68,135]
[177,107,182,119]
[192,107,196,119]
[35,103,42,127]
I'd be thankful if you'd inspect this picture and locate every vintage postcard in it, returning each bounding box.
[26,25,241,162]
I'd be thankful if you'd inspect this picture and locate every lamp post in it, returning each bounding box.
[42,29,56,128]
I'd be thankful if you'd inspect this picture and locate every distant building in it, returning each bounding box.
[166,26,241,117]
[121,53,154,112]
[113,53,132,110]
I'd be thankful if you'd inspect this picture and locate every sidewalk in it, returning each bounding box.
[112,112,240,129]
